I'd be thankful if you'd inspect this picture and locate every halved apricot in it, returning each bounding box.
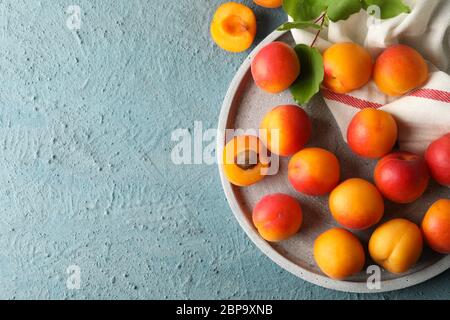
[223,135,270,186]
[210,2,257,53]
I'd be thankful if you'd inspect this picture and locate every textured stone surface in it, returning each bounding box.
[0,0,448,299]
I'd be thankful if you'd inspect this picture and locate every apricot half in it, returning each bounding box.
[323,42,373,94]
[374,44,428,96]
[369,219,423,274]
[210,2,257,53]
[223,135,269,187]
[314,228,365,280]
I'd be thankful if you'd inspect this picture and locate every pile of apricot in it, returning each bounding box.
[218,3,449,281]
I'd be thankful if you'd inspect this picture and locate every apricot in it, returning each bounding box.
[422,199,450,254]
[347,108,398,159]
[222,135,269,186]
[374,44,428,96]
[369,219,423,274]
[260,105,311,157]
[210,2,257,53]
[425,133,450,187]
[329,178,384,230]
[253,193,303,242]
[288,148,340,196]
[251,42,300,93]
[374,152,429,204]
[323,42,373,94]
[253,0,283,8]
[314,228,365,280]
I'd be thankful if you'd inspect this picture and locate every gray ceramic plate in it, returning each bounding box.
[217,30,450,293]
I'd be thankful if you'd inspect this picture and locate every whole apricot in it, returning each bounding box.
[369,219,423,274]
[323,42,373,94]
[329,178,384,230]
[288,148,340,196]
[374,44,428,96]
[347,108,398,159]
[222,135,270,186]
[260,105,312,157]
[314,228,365,280]
[422,199,450,254]
[210,2,257,53]
[374,152,429,204]
[425,133,450,187]
[253,193,303,242]
[251,42,300,93]
[253,0,283,8]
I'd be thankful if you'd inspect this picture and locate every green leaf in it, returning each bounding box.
[283,0,327,22]
[326,0,362,22]
[290,44,324,104]
[362,0,411,19]
[277,21,322,31]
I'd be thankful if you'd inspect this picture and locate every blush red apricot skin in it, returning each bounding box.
[347,108,398,159]
[374,44,428,96]
[260,105,312,157]
[251,42,300,93]
[253,0,283,8]
[425,133,450,187]
[422,199,450,254]
[253,193,303,242]
[374,152,430,204]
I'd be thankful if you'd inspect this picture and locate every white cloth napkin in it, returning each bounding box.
[290,0,450,154]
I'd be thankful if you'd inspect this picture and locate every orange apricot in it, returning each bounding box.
[422,199,450,254]
[288,148,340,196]
[210,2,257,53]
[374,44,428,96]
[260,105,311,157]
[323,42,373,94]
[253,0,283,8]
[251,42,300,93]
[222,135,269,187]
[329,178,384,230]
[369,219,423,274]
[347,108,398,159]
[253,193,303,242]
[314,228,365,280]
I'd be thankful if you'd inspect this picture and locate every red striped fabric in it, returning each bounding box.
[322,88,450,109]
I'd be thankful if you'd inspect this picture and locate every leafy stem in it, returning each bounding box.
[310,12,326,48]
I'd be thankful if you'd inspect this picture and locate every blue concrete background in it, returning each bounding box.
[0,0,448,299]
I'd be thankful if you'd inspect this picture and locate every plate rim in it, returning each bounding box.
[216,29,450,293]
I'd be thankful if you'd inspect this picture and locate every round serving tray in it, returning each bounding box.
[217,30,450,293]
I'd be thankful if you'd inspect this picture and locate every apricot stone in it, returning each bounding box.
[369,219,423,274]
[374,44,428,96]
[422,199,450,254]
[323,42,373,94]
[329,178,384,230]
[347,108,398,159]
[288,148,340,196]
[253,193,303,242]
[251,42,300,93]
[260,105,312,157]
[222,135,269,186]
[210,2,257,53]
[314,228,365,280]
